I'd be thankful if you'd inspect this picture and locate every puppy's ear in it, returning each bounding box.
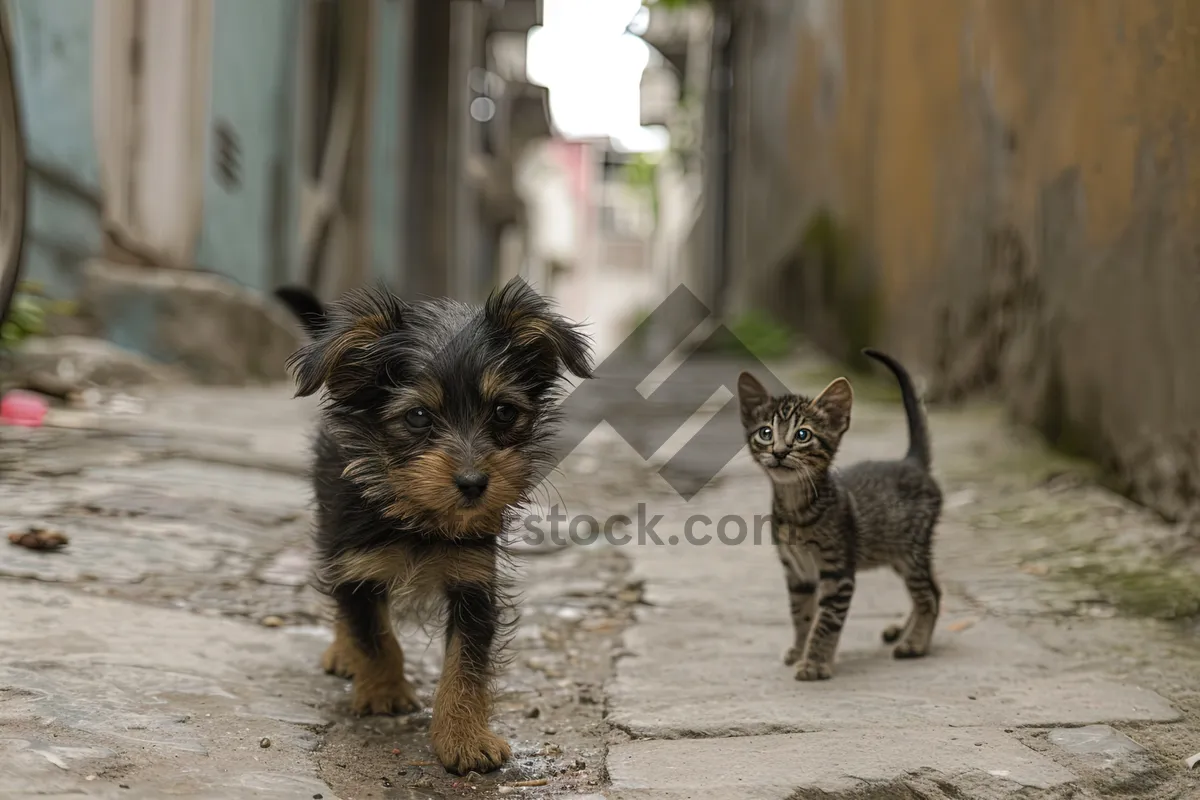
[485,277,593,379]
[285,285,406,403]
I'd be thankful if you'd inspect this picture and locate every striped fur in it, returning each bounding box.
[738,350,943,681]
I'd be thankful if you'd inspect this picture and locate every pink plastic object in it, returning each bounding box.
[0,390,48,427]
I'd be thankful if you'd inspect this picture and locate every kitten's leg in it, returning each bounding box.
[881,617,909,644]
[891,543,941,659]
[778,548,817,665]
[881,569,912,645]
[795,565,855,681]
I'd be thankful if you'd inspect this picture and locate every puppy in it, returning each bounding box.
[275,279,592,774]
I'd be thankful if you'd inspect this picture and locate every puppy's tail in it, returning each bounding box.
[862,348,931,470]
[274,285,327,337]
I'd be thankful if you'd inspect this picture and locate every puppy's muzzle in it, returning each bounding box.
[454,470,490,502]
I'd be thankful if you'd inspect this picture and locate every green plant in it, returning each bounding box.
[1,281,74,349]
[622,152,660,225]
[727,309,794,361]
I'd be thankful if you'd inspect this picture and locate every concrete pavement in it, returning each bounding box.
[605,359,1200,799]
[0,385,638,799]
[2,351,1200,798]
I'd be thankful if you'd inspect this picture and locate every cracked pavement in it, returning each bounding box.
[2,351,1200,798]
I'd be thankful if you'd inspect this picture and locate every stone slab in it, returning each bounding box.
[0,582,337,798]
[609,610,1177,738]
[608,728,1078,799]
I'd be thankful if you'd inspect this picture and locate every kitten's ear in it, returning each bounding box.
[737,371,769,426]
[285,285,405,403]
[813,377,853,434]
[486,277,593,379]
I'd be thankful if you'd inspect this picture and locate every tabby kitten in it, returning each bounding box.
[737,349,942,681]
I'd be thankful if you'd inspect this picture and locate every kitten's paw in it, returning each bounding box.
[783,646,805,666]
[881,624,905,644]
[892,640,930,659]
[794,660,833,681]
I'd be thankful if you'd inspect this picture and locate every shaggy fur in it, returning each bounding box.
[276,279,591,774]
[738,349,943,681]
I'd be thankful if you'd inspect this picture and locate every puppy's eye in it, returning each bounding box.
[493,403,517,425]
[794,428,811,444]
[755,426,773,444]
[404,408,432,431]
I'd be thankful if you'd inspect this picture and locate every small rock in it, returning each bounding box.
[498,788,516,796]
[8,526,69,551]
[525,706,541,719]
[542,727,558,735]
[411,776,435,789]
[259,737,271,748]
[260,615,285,628]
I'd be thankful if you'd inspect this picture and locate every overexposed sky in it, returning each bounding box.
[526,0,669,152]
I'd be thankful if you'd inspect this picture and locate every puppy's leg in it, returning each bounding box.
[323,580,420,715]
[431,571,511,774]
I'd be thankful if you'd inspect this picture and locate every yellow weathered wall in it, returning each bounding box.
[730,0,1200,527]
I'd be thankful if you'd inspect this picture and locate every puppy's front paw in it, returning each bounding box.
[433,728,511,775]
[794,659,833,681]
[321,641,356,679]
[351,676,421,715]
[783,646,804,666]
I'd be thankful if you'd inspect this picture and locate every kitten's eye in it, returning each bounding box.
[755,426,773,444]
[404,408,432,431]
[493,403,517,425]
[794,428,811,444]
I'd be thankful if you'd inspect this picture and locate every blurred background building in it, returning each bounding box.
[2,0,1199,534]
[2,0,552,380]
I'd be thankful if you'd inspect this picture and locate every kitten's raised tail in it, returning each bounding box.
[862,348,931,470]
[274,285,327,337]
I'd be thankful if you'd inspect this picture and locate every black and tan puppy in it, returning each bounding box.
[275,279,591,774]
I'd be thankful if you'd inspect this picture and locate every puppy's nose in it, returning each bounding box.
[454,471,489,501]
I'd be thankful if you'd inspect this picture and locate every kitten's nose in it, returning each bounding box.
[454,470,489,501]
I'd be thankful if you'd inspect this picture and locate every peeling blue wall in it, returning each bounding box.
[5,0,102,300]
[4,0,411,305]
[368,0,408,287]
[195,0,300,294]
